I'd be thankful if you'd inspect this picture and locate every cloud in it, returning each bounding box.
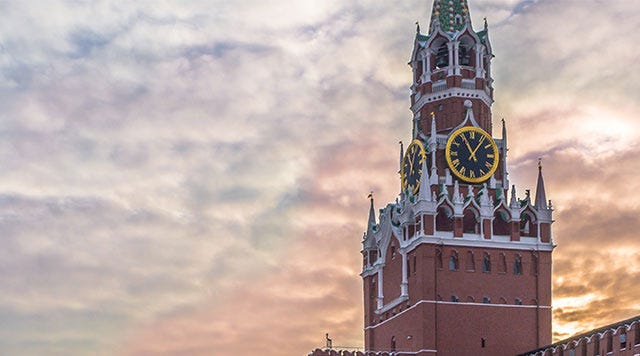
[0,0,638,355]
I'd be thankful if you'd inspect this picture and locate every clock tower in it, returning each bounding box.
[361,1,554,355]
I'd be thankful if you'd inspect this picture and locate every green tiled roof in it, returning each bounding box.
[476,29,488,43]
[417,33,431,42]
[429,0,471,33]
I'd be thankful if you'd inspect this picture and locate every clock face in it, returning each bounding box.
[401,140,427,195]
[445,126,499,183]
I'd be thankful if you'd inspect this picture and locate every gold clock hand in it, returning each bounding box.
[469,137,483,161]
[469,136,486,162]
[461,136,477,162]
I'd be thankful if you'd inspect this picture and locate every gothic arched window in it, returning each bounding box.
[459,43,471,66]
[415,58,424,83]
[436,43,449,69]
[514,255,523,275]
[482,253,491,273]
[493,209,510,235]
[449,251,459,271]
[436,206,453,231]
[463,209,479,234]
[391,336,397,352]
[520,212,538,237]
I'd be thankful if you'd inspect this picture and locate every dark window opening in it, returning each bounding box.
[415,60,424,83]
[493,210,510,235]
[483,296,490,304]
[451,295,459,302]
[520,212,538,237]
[620,332,627,349]
[482,254,491,273]
[459,44,471,66]
[481,338,486,348]
[449,252,459,271]
[391,336,396,352]
[436,206,454,231]
[514,255,523,275]
[463,209,479,234]
[436,43,449,69]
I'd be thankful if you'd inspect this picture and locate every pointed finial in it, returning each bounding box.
[480,183,491,206]
[399,141,404,174]
[501,118,507,139]
[535,158,548,209]
[419,150,431,202]
[484,17,488,30]
[430,112,437,137]
[453,180,461,204]
[509,185,519,209]
[416,21,421,33]
[367,191,377,236]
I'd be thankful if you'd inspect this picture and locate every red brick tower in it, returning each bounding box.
[361,1,554,355]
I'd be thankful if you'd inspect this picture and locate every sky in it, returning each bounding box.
[0,0,639,355]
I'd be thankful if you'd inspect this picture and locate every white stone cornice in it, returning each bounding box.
[376,295,409,315]
[402,233,554,253]
[411,87,493,113]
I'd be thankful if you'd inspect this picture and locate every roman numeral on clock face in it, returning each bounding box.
[445,127,499,183]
